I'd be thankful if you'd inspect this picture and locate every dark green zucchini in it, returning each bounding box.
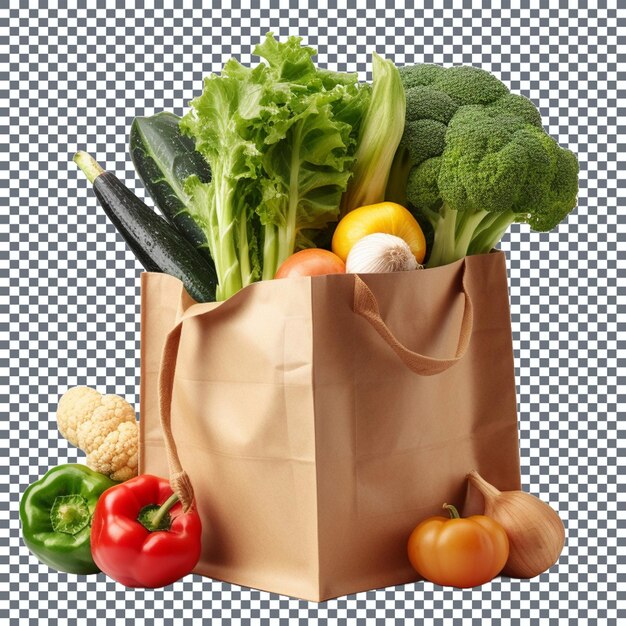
[129,112,213,264]
[73,151,217,302]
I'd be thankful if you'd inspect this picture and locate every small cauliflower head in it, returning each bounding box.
[57,387,139,482]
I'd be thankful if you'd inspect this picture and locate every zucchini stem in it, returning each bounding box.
[73,151,105,184]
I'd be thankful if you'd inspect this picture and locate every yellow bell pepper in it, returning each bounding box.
[332,202,426,264]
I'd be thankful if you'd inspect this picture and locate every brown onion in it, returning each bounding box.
[466,470,565,578]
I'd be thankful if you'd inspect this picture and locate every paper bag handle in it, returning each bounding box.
[353,262,473,376]
[158,318,196,512]
[157,299,233,511]
[157,262,472,505]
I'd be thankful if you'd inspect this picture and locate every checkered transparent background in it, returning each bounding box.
[2,2,623,624]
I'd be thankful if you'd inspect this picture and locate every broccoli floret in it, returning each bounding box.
[432,65,509,105]
[485,93,543,127]
[407,157,442,213]
[390,65,508,200]
[398,63,447,89]
[401,119,447,166]
[388,64,579,267]
[405,86,459,124]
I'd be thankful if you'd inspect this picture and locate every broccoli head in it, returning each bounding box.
[387,64,579,267]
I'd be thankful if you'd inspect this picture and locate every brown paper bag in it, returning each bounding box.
[139,251,521,601]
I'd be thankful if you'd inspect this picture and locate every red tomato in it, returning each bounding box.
[275,249,346,278]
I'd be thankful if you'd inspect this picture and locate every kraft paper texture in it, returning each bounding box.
[139,251,521,601]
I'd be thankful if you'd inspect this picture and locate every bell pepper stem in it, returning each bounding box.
[138,493,180,532]
[442,503,461,519]
[50,494,91,535]
[151,493,179,529]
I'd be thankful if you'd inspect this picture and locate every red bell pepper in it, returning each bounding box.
[90,474,201,587]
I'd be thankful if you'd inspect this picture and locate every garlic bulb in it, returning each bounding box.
[346,233,420,274]
[466,470,565,579]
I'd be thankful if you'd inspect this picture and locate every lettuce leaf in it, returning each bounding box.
[181,33,371,298]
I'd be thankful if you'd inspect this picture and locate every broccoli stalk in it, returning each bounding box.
[424,204,516,268]
[467,210,519,256]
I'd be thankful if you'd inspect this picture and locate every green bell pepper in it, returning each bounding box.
[20,464,116,574]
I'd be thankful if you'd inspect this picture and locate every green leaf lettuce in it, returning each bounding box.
[181,33,371,299]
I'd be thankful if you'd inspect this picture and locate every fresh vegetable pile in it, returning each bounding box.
[25,34,573,591]
[22,390,564,589]
[74,34,578,302]
[21,389,201,588]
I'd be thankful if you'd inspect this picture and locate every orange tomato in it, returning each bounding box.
[407,504,509,588]
[332,202,426,264]
[275,249,346,279]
